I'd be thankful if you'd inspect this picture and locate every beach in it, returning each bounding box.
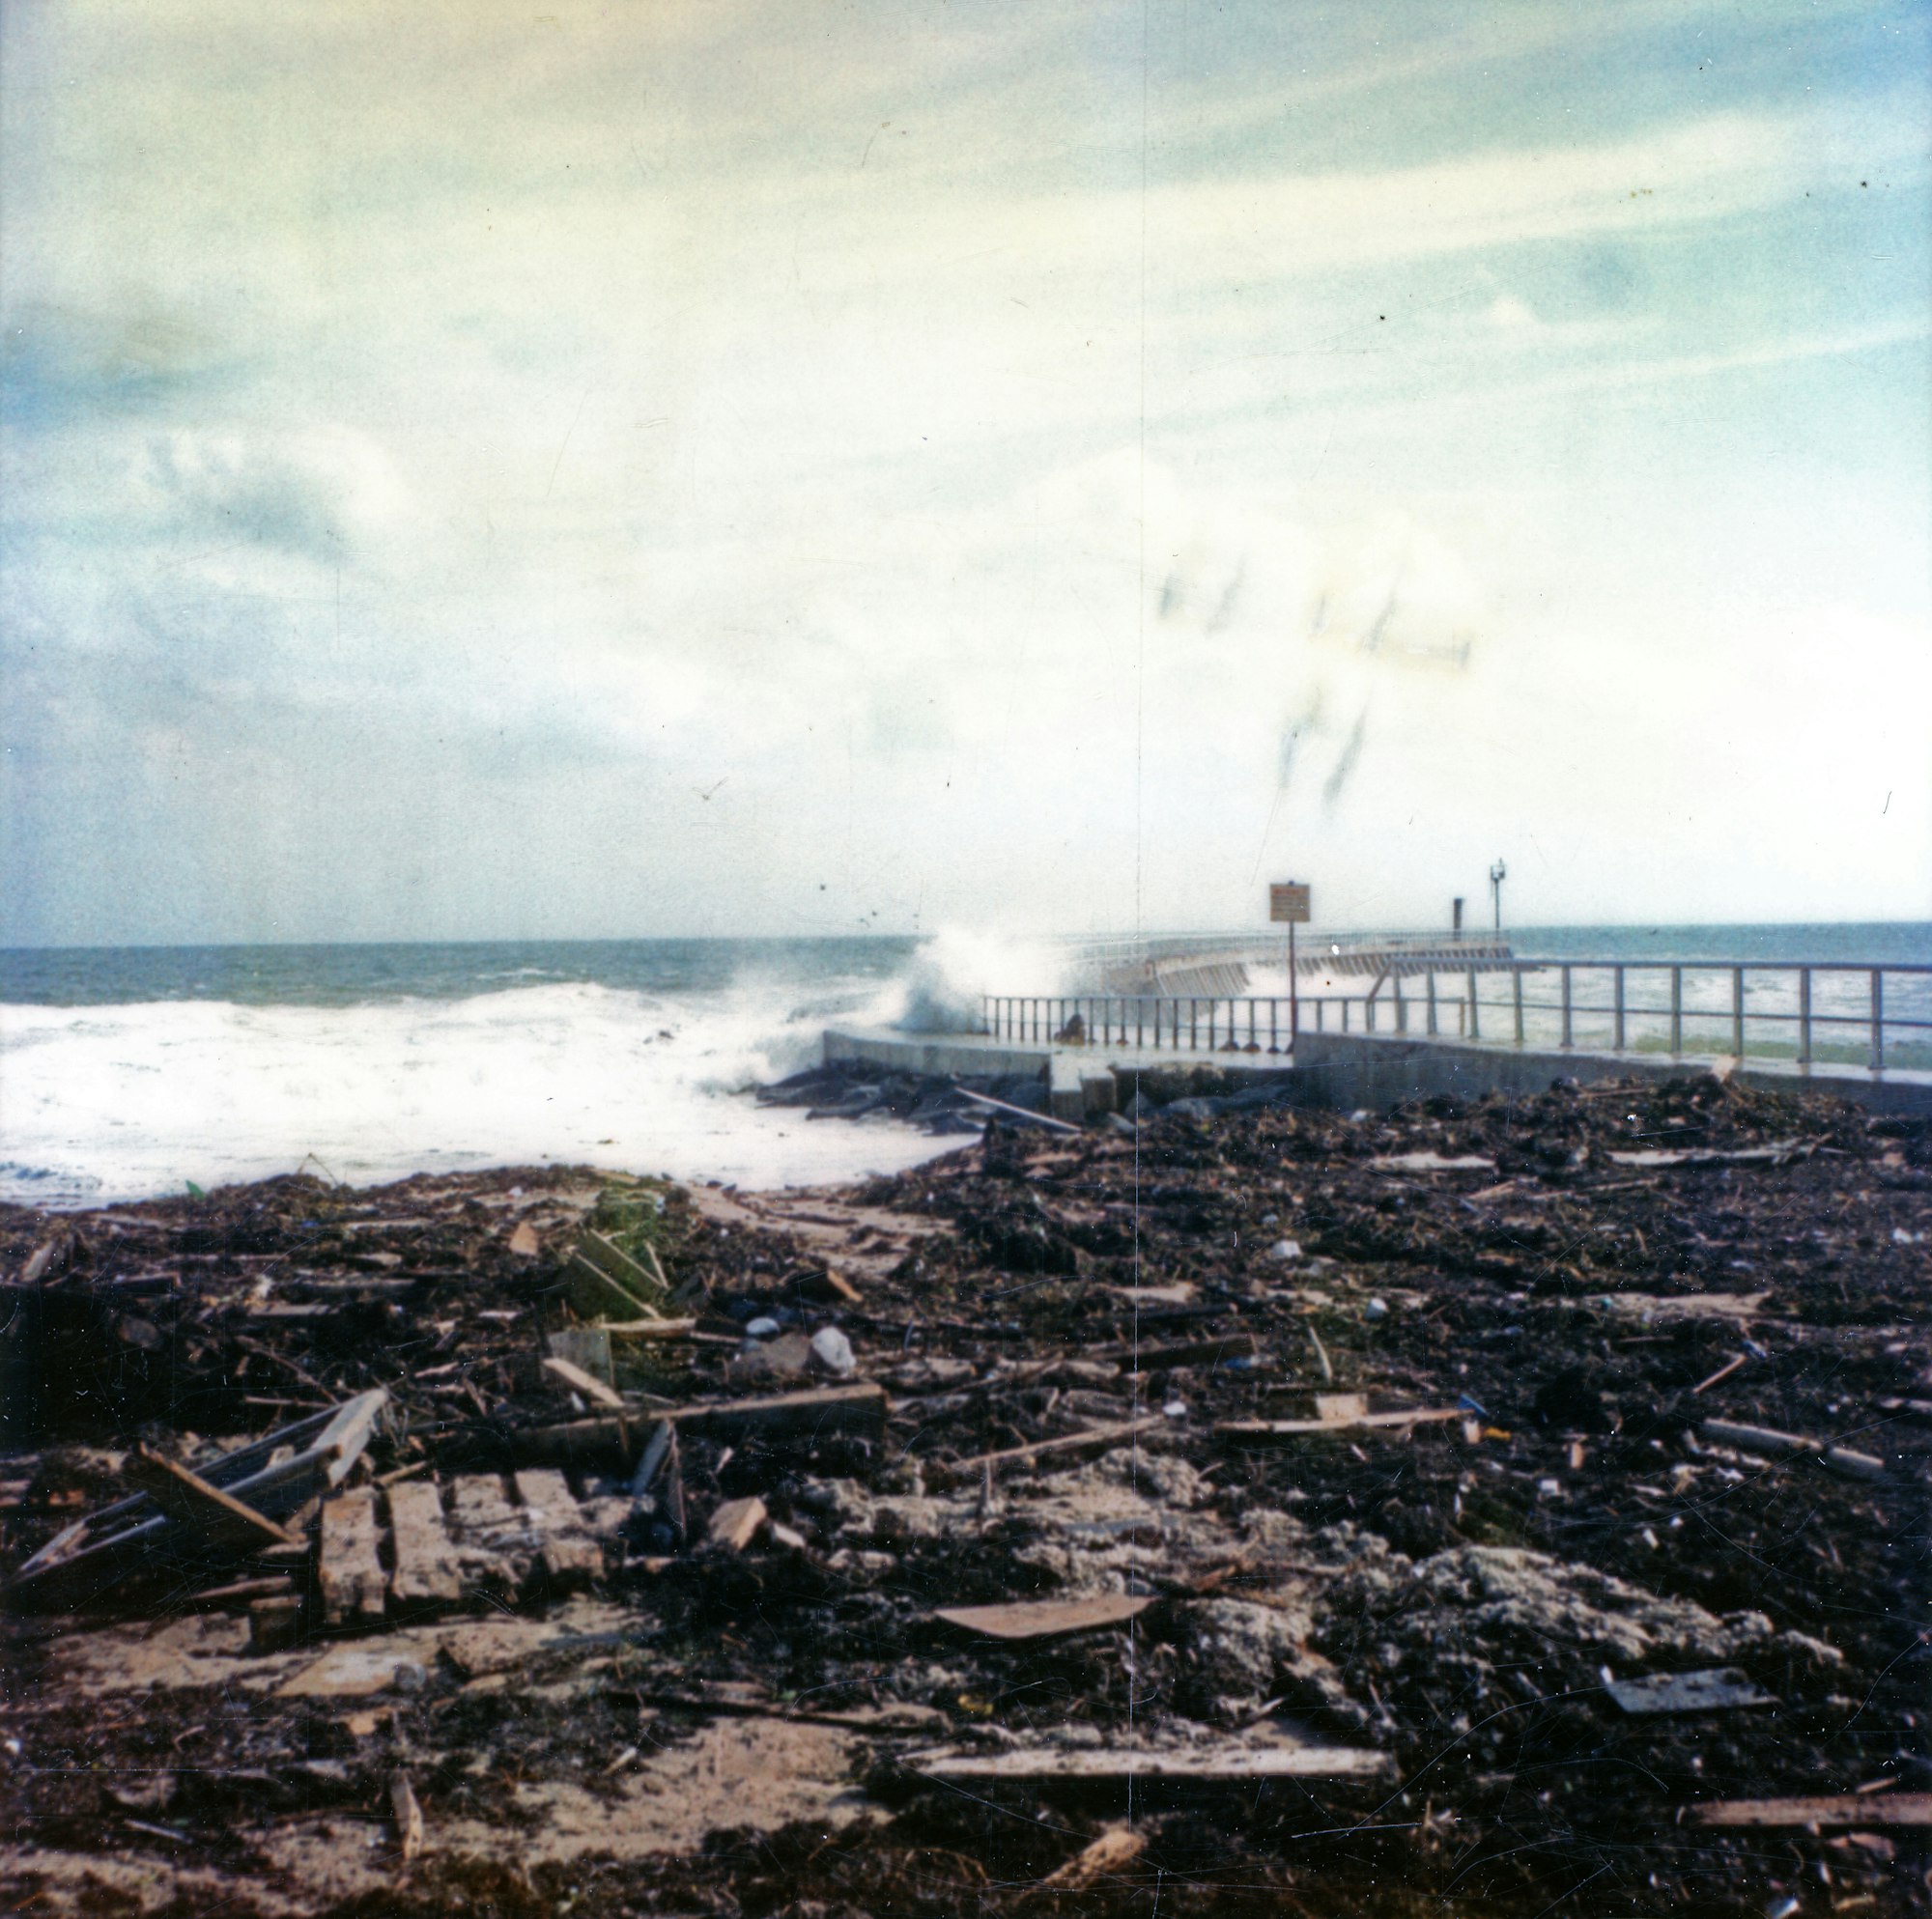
[4,1068,1926,1917]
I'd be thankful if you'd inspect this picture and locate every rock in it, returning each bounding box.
[745,1316,782,1340]
[810,1326,856,1377]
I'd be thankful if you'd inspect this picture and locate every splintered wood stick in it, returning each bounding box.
[1692,1353,1747,1395]
[390,1772,423,1863]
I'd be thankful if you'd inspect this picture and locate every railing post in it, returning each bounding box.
[1467,968,1480,1041]
[1513,970,1524,1047]
[1871,969,1884,1074]
[1190,998,1198,1050]
[1137,997,1146,1049]
[1798,968,1812,1072]
[1426,970,1438,1036]
[1613,965,1626,1053]
[1731,969,1744,1058]
[1395,975,1406,1034]
[1343,997,1350,1033]
[1666,969,1680,1056]
[1560,966,1573,1050]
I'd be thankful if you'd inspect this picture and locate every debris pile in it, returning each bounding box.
[3,1073,1927,1917]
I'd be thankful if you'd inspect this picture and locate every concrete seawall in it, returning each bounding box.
[824,1025,1932,1119]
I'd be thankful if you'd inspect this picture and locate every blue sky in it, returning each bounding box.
[2,0,1927,943]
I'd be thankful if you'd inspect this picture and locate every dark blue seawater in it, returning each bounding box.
[0,937,923,1008]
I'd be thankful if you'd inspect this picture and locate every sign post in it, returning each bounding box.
[1268,882,1312,1054]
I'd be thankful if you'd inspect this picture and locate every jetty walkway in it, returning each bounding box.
[828,949,1932,1120]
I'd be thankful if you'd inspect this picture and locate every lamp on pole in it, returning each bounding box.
[1489,859,1507,932]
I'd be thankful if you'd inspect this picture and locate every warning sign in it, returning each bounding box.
[1268,882,1311,924]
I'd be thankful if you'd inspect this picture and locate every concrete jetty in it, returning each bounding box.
[823,1023,1932,1120]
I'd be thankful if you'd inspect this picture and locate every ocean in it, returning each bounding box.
[1,924,1925,1210]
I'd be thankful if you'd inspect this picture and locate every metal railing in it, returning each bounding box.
[982,959,1932,1077]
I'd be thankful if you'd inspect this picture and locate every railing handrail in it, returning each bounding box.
[979,959,1932,1079]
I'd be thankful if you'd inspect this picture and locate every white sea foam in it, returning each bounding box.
[0,973,954,1208]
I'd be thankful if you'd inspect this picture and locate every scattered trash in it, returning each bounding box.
[809,1325,856,1376]
[1605,1667,1776,1715]
[2,1072,1922,1916]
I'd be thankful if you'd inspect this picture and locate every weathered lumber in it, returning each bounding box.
[1217,1407,1463,1445]
[542,1355,626,1411]
[512,1469,604,1585]
[1605,1667,1774,1715]
[122,1446,298,1552]
[1097,1332,1257,1372]
[908,1741,1388,1783]
[516,1384,889,1464]
[931,1418,1166,1486]
[445,1474,526,1592]
[318,1487,386,1623]
[390,1772,424,1863]
[1699,1419,1887,1480]
[934,1594,1151,1641]
[703,1495,768,1553]
[386,1480,464,1607]
[1690,1793,1932,1829]
[602,1317,698,1340]
[8,1389,387,1609]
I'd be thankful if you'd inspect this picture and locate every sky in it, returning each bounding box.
[2,0,1928,945]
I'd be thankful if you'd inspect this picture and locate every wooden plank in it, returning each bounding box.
[932,1419,1167,1486]
[1097,1332,1257,1372]
[934,1594,1151,1641]
[516,1384,888,1465]
[542,1356,626,1411]
[1690,1793,1932,1829]
[512,1469,604,1585]
[314,1390,390,1489]
[1700,1419,1887,1480]
[602,1318,698,1340]
[386,1480,464,1607]
[1217,1408,1464,1444]
[703,1495,768,1553]
[318,1487,386,1623]
[445,1474,526,1591]
[122,1446,298,1551]
[909,1742,1387,1783]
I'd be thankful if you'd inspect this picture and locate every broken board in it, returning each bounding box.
[318,1487,386,1623]
[909,1741,1388,1783]
[386,1479,464,1607]
[934,1594,1152,1641]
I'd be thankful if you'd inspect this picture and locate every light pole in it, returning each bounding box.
[1489,859,1507,932]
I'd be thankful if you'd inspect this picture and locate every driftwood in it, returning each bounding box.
[1690,1793,1932,1828]
[929,1417,1166,1486]
[517,1384,889,1465]
[906,1741,1388,1783]
[122,1446,298,1552]
[1217,1407,1463,1445]
[1699,1419,1888,1480]
[934,1594,1151,1640]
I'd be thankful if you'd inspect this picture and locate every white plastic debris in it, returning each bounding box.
[1268,1239,1303,1262]
[744,1316,781,1340]
[810,1326,856,1376]
[1162,1398,1188,1419]
[1363,1297,1389,1322]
